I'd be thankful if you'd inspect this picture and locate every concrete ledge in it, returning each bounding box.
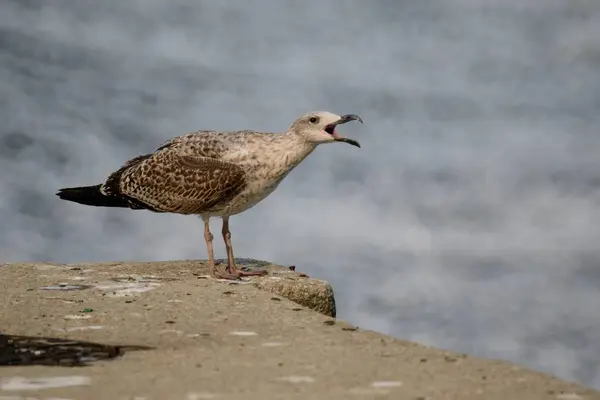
[1,260,599,400]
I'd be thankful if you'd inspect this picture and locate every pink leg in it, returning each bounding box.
[222,217,267,278]
[205,218,241,280]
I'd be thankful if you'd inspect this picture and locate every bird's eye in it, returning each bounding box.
[309,116,319,124]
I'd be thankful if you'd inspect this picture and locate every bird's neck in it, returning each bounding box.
[224,132,316,181]
[269,133,317,176]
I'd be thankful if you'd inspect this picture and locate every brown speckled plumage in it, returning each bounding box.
[56,111,363,280]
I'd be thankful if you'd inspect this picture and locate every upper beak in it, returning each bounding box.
[326,114,363,148]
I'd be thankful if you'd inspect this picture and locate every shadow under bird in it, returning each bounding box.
[56,111,363,280]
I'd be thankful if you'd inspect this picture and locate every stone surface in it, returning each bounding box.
[252,274,336,318]
[1,260,599,400]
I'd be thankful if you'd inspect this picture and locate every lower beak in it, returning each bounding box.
[327,114,363,148]
[333,136,361,148]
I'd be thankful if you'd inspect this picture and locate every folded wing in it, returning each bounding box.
[103,150,246,214]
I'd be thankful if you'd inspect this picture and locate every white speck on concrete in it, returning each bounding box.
[187,393,222,399]
[63,314,91,320]
[229,331,257,336]
[94,282,161,297]
[0,376,91,391]
[159,329,183,335]
[277,376,315,384]
[63,325,103,332]
[557,394,584,400]
[261,342,286,347]
[371,381,402,388]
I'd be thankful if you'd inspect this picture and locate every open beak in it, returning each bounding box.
[325,114,363,148]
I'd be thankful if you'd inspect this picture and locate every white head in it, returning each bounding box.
[288,111,363,148]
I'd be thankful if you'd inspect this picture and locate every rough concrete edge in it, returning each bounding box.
[0,259,337,318]
[215,257,337,318]
[252,275,336,318]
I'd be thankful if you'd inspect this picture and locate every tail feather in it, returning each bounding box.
[56,185,130,208]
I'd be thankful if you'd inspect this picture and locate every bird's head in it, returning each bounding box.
[288,111,363,148]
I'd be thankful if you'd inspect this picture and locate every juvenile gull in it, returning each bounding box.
[56,111,363,280]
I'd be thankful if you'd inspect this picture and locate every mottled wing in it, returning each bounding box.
[154,131,224,158]
[117,151,246,214]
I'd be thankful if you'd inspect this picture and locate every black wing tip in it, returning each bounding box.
[55,188,70,199]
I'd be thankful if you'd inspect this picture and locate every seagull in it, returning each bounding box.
[56,111,363,280]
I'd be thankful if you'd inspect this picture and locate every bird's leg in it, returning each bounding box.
[204,219,217,277]
[222,217,267,277]
[205,218,239,280]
